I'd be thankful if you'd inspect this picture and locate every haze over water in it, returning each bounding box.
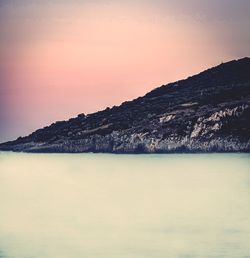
[0,153,250,258]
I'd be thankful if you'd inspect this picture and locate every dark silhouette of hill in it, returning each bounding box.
[1,57,250,153]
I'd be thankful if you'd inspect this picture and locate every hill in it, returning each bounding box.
[1,57,250,153]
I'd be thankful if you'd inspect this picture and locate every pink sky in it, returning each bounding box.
[1,0,250,142]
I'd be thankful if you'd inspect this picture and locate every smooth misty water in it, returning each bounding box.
[0,153,250,258]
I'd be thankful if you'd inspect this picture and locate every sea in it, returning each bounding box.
[0,152,250,258]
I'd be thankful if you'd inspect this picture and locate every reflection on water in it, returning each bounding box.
[0,152,250,258]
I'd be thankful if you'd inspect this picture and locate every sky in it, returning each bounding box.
[0,0,250,142]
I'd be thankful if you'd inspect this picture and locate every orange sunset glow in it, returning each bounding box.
[1,0,250,142]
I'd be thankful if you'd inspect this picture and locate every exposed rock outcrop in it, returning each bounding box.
[1,57,250,153]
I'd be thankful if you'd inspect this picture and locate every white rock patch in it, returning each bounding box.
[159,114,175,123]
[191,104,248,138]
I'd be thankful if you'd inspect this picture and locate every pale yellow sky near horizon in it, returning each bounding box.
[0,0,250,141]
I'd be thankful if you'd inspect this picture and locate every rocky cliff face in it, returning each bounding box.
[1,57,250,153]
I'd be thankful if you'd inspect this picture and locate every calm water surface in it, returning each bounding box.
[0,152,250,258]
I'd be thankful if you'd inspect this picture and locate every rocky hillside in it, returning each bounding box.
[1,57,250,153]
